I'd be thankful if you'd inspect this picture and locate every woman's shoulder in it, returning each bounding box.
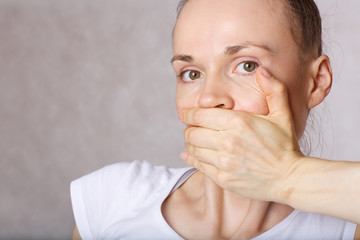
[72,160,190,189]
[70,160,192,239]
[256,210,357,239]
[71,160,192,203]
[296,211,357,239]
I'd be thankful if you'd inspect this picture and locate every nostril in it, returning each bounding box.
[215,104,225,108]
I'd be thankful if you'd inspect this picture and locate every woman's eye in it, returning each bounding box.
[181,70,202,82]
[236,61,258,74]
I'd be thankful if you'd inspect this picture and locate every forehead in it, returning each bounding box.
[173,0,293,55]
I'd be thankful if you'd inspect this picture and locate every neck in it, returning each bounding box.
[197,172,293,239]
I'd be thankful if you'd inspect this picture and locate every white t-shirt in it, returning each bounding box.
[71,160,357,240]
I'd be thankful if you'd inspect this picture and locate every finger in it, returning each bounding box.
[186,144,218,167]
[181,152,219,177]
[256,67,292,120]
[184,126,222,150]
[181,153,234,190]
[179,107,240,131]
[186,144,238,172]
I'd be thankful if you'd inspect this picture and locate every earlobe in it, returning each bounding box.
[307,55,333,110]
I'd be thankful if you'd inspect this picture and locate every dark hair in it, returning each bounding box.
[176,0,323,59]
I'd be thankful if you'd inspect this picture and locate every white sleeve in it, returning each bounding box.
[70,162,133,240]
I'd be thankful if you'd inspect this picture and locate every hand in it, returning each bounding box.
[179,67,305,202]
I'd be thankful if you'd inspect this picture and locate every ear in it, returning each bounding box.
[307,55,332,110]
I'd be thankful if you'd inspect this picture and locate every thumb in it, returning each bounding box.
[256,67,292,119]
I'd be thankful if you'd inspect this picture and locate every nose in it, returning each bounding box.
[197,74,235,109]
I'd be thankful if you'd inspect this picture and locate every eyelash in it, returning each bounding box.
[234,59,260,74]
[177,70,202,82]
[176,58,261,82]
[177,71,186,79]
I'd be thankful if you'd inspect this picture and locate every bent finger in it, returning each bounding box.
[186,144,241,172]
[180,107,240,131]
[181,152,219,178]
[184,126,222,150]
[256,67,293,121]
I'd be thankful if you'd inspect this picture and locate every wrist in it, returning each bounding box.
[274,153,308,206]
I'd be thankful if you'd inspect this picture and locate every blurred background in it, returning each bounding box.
[0,0,359,239]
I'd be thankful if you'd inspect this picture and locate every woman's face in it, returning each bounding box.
[172,0,311,138]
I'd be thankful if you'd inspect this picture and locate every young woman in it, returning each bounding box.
[71,0,360,239]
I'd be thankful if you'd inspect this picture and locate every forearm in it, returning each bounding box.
[279,157,360,224]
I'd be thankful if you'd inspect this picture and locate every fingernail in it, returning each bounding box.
[261,67,272,78]
[178,112,183,122]
[180,152,188,161]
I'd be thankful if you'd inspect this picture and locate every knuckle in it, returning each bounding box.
[189,145,198,157]
[194,159,203,172]
[221,136,239,154]
[215,170,229,186]
[184,127,195,143]
[218,154,232,170]
[192,108,203,125]
[274,81,287,94]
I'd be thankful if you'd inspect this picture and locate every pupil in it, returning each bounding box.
[190,71,199,80]
[244,62,255,72]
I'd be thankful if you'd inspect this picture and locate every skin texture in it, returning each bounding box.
[170,0,360,238]
[166,0,360,239]
[72,0,360,238]
[169,0,316,238]
[173,0,312,138]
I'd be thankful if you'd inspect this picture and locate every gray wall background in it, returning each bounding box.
[0,0,359,239]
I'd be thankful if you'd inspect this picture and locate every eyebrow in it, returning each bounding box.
[225,42,273,55]
[171,55,193,63]
[171,42,273,63]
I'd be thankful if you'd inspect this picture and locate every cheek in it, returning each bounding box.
[176,78,269,114]
[176,81,201,112]
[267,51,310,138]
[287,81,309,138]
[275,70,309,138]
[230,81,269,114]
